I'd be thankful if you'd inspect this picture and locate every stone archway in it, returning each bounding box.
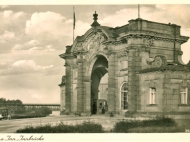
[90,55,108,114]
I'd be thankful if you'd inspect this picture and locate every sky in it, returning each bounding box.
[0,4,190,104]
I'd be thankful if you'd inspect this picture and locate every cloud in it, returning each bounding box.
[0,31,15,42]
[25,11,90,42]
[2,31,15,38]
[26,39,40,46]
[0,10,28,53]
[75,20,91,37]
[29,45,55,52]
[12,44,24,51]
[0,63,9,69]
[0,10,27,30]
[0,5,10,9]
[0,60,53,76]
[12,60,53,70]
[2,10,26,22]
[99,8,136,27]
[32,94,42,99]
[155,5,190,28]
[12,40,55,52]
[25,12,67,38]
[0,74,61,104]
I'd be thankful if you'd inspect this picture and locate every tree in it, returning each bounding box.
[35,107,52,116]
[0,98,6,103]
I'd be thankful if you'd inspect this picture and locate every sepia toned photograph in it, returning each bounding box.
[0,3,190,139]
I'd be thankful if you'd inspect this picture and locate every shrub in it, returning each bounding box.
[16,121,104,133]
[127,126,185,133]
[34,107,52,116]
[8,107,52,120]
[11,114,46,119]
[16,124,52,133]
[112,116,176,133]
[75,121,104,133]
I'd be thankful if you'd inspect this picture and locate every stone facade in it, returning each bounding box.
[59,12,190,116]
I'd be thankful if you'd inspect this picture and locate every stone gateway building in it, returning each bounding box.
[59,12,190,116]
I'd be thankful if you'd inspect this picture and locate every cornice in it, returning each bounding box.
[139,64,190,74]
[101,30,189,46]
[120,33,188,44]
[59,53,76,59]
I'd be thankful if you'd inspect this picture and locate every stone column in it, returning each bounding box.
[135,50,141,111]
[71,83,77,112]
[128,49,139,112]
[60,85,65,111]
[108,53,116,112]
[65,64,72,112]
[77,59,85,112]
[114,53,119,112]
[84,77,91,113]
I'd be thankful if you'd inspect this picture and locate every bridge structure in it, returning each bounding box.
[23,104,60,111]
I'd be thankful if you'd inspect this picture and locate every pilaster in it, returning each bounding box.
[127,49,141,112]
[65,64,72,112]
[84,77,91,113]
[108,52,117,112]
[77,59,86,112]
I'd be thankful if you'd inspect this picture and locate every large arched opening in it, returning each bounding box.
[90,55,108,114]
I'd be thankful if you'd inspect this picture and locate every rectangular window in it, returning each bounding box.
[181,88,188,104]
[150,88,156,104]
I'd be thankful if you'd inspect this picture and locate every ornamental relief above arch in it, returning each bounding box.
[74,31,108,61]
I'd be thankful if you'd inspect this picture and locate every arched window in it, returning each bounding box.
[121,83,128,110]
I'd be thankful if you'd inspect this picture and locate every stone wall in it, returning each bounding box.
[164,71,190,113]
[139,72,164,113]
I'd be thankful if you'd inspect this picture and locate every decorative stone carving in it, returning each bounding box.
[82,32,106,51]
[117,50,128,58]
[76,59,86,64]
[71,64,78,69]
[79,31,108,61]
[147,56,167,68]
[153,56,163,67]
[59,76,66,86]
[147,38,154,47]
[106,50,116,56]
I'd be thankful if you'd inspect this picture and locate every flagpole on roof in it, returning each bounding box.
[138,4,140,18]
[73,6,75,44]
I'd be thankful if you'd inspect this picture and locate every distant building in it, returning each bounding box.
[59,12,190,116]
[0,107,8,117]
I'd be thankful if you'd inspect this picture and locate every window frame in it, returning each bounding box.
[149,87,156,104]
[120,82,128,110]
[180,87,188,104]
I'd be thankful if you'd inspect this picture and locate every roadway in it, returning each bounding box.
[0,115,116,133]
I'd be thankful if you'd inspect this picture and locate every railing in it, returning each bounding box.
[0,103,60,111]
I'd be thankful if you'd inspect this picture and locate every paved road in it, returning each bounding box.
[0,115,116,133]
[0,115,87,133]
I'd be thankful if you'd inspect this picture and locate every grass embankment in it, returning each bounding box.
[16,121,104,133]
[16,117,190,133]
[8,107,52,120]
[112,117,189,133]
